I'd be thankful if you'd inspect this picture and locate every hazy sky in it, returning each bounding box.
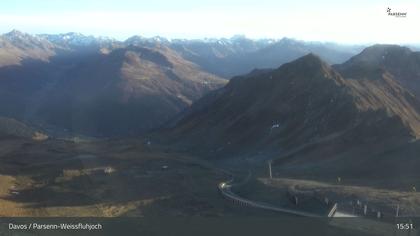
[1,0,419,44]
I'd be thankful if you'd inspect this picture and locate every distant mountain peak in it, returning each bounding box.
[335,44,420,97]
[278,52,330,74]
[230,34,247,40]
[352,44,412,63]
[298,52,323,62]
[5,29,24,35]
[3,29,38,41]
[125,35,170,46]
[37,32,117,49]
[336,44,416,74]
[1,29,55,53]
[277,37,303,45]
[367,44,411,51]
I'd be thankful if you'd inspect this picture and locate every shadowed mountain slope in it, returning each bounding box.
[335,44,420,98]
[0,43,225,136]
[166,53,420,157]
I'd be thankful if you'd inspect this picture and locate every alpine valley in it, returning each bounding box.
[1,30,420,221]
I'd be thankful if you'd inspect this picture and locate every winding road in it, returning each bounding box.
[218,172,337,217]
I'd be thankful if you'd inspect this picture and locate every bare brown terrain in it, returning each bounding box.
[233,174,420,217]
[259,178,420,216]
[0,137,243,217]
[1,30,420,231]
[0,30,57,67]
[161,50,420,220]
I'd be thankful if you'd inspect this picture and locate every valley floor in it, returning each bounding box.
[1,136,420,221]
[0,137,262,217]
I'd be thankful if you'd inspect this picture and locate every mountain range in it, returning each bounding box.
[0,31,225,136]
[0,30,367,136]
[1,29,420,189]
[1,30,420,141]
[1,30,366,74]
[335,44,420,97]
[165,49,420,162]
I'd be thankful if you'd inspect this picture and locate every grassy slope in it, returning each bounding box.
[0,138,238,217]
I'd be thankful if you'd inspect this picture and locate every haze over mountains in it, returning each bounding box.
[0,30,367,136]
[1,30,420,142]
[2,29,420,215]
[0,30,226,136]
[128,35,364,78]
[1,30,366,72]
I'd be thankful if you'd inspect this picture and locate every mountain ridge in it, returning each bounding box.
[1,30,366,77]
[335,44,420,97]
[165,50,420,158]
[0,40,226,136]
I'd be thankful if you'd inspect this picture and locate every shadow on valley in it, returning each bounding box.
[0,44,227,137]
[0,138,238,216]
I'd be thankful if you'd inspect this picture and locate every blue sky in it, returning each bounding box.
[1,0,419,43]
